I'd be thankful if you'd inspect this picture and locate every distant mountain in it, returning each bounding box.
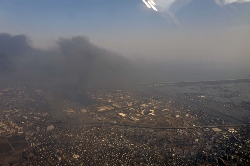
[168,0,250,25]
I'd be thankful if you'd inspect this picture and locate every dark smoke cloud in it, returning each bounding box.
[0,33,32,74]
[0,33,134,89]
[56,36,134,88]
[0,33,31,56]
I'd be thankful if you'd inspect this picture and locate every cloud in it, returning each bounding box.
[215,0,250,6]
[148,0,183,26]
[156,0,176,10]
[1,29,249,89]
[156,0,250,10]
[0,33,32,74]
[0,33,134,89]
[143,0,249,26]
[0,33,31,57]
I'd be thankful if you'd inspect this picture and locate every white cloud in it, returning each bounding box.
[155,0,250,9]
[155,0,176,10]
[215,0,250,6]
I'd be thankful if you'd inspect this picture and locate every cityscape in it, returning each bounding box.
[0,79,249,165]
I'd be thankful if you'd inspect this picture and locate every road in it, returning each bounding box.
[67,120,250,130]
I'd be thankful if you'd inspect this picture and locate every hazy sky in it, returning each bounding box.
[1,0,250,81]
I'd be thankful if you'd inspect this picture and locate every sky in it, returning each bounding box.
[0,0,249,49]
[0,0,168,48]
[0,0,250,82]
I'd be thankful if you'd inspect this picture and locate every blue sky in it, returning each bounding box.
[1,0,249,50]
[0,0,169,48]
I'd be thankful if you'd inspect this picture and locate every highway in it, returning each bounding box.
[67,120,250,130]
[99,122,250,130]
